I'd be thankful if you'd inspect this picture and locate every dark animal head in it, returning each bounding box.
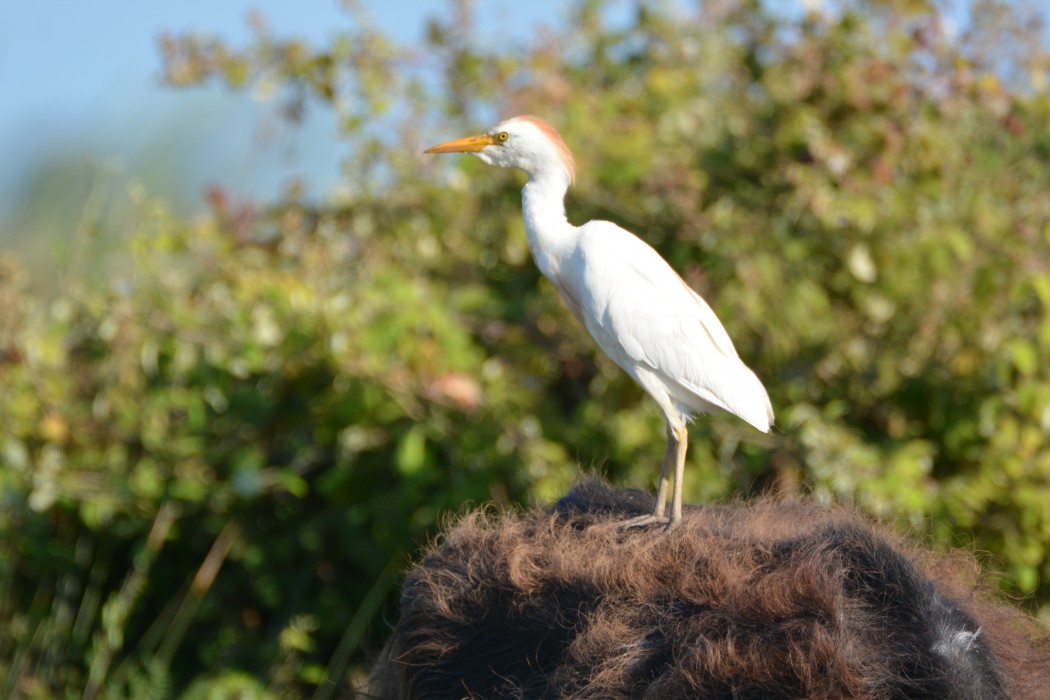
[369,480,1050,699]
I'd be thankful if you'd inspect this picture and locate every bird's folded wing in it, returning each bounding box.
[588,244,771,430]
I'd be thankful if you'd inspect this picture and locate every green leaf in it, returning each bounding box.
[396,427,427,476]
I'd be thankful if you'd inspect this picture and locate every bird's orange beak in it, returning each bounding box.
[424,133,496,154]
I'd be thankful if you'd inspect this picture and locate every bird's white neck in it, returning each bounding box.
[521,171,574,280]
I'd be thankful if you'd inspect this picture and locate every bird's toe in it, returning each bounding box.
[618,514,672,531]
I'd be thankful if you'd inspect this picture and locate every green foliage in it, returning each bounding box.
[3,0,1050,695]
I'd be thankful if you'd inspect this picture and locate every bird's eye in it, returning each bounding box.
[497,132,510,142]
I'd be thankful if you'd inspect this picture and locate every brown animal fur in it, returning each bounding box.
[369,480,1050,699]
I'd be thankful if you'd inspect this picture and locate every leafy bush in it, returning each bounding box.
[2,0,1050,695]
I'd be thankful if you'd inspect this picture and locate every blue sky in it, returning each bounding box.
[0,0,571,221]
[0,0,1035,225]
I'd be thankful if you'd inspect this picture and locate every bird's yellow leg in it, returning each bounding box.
[619,423,679,529]
[669,424,688,524]
[651,424,677,519]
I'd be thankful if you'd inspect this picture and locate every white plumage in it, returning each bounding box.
[426,115,773,525]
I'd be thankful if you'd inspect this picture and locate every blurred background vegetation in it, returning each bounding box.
[3,0,1050,696]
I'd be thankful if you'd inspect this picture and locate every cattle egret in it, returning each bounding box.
[425,116,773,525]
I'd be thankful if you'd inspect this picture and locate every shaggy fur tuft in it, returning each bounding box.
[370,480,1050,699]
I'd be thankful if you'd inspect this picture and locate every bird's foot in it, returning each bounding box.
[618,514,672,530]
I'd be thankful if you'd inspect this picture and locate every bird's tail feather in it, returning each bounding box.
[675,360,773,433]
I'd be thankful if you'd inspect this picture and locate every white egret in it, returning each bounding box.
[425,116,773,525]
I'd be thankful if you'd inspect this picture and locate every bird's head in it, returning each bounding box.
[425,115,576,185]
